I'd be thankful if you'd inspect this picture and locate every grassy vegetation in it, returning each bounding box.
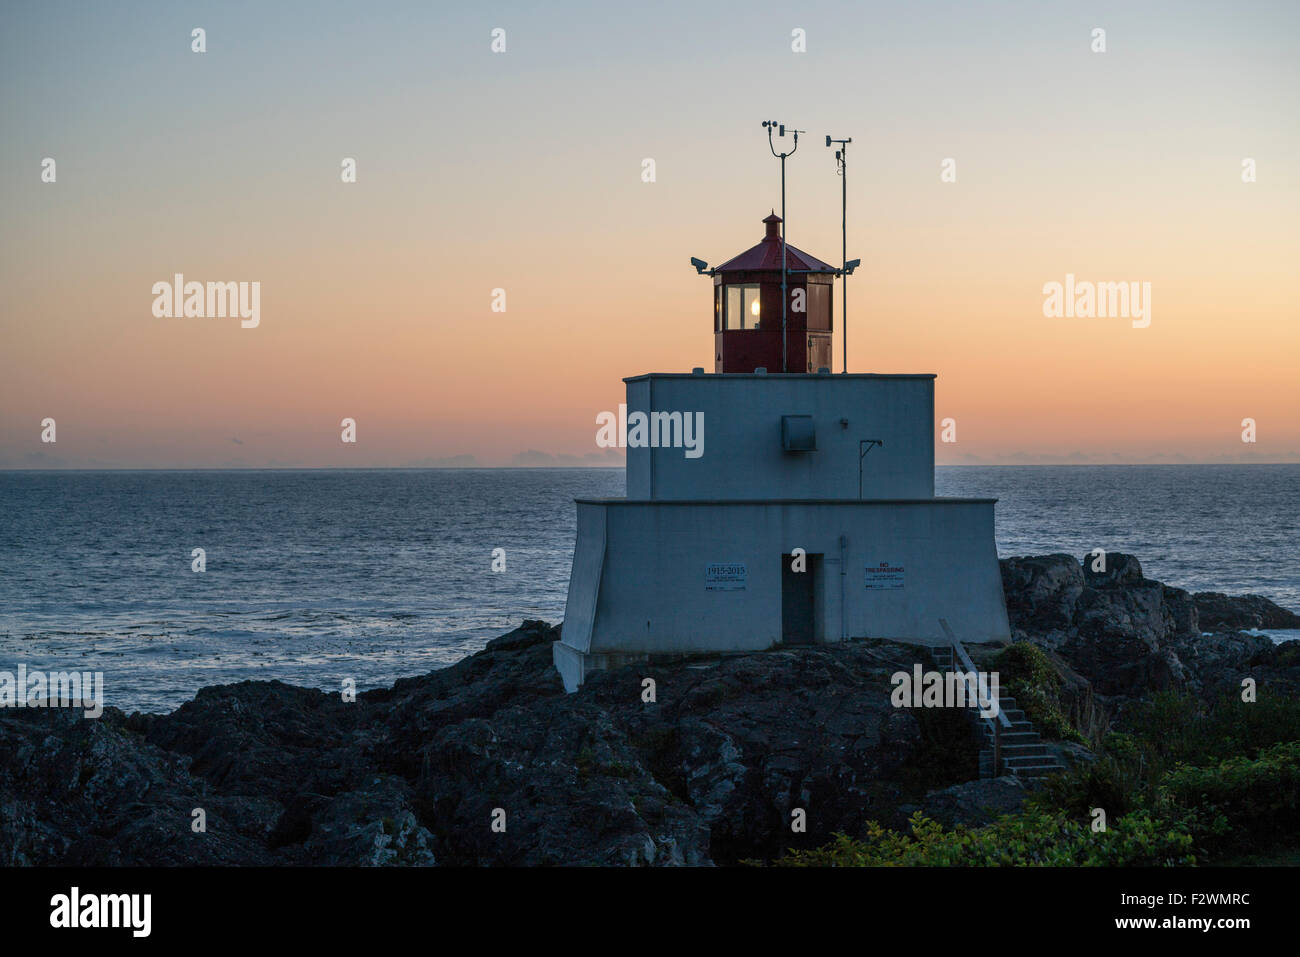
[775,808,1194,867]
[991,642,1086,745]
[776,681,1300,867]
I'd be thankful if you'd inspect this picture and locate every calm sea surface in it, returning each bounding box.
[1,465,1296,712]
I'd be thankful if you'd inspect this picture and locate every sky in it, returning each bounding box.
[1,0,1297,468]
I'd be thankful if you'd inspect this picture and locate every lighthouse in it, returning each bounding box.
[553,213,1011,692]
[710,213,837,374]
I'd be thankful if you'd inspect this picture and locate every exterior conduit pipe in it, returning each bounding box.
[839,533,848,640]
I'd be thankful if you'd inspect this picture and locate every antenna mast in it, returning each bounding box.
[763,120,803,373]
[827,135,852,373]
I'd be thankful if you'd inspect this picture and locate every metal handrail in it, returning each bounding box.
[938,618,1010,776]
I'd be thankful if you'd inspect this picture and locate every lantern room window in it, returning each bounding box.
[724,284,762,330]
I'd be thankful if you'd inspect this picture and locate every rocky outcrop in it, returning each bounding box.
[1082,551,1145,588]
[2,558,1296,867]
[1000,553,1085,632]
[0,707,275,866]
[1193,592,1300,631]
[911,777,1027,829]
[0,623,946,867]
[999,551,1295,699]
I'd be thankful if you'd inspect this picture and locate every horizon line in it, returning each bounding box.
[2,462,1298,473]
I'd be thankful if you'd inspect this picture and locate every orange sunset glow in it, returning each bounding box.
[2,1,1297,468]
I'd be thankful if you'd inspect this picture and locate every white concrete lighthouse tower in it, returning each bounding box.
[552,214,1010,692]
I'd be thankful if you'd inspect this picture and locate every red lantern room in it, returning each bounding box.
[708,212,837,374]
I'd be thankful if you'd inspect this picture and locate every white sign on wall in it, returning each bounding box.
[705,562,747,591]
[865,562,905,589]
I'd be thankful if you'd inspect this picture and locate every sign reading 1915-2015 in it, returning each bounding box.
[705,562,747,591]
[865,561,905,589]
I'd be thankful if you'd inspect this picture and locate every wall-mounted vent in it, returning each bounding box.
[782,414,816,453]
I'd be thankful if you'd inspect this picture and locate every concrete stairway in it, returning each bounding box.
[930,643,1068,782]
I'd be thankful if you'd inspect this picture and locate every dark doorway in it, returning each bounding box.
[781,553,819,645]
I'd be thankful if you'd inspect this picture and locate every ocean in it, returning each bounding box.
[1,464,1296,713]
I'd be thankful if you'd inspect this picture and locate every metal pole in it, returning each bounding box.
[841,143,847,373]
[828,136,852,373]
[859,438,881,498]
[765,122,800,373]
[781,153,787,373]
[994,720,1002,777]
[839,534,847,640]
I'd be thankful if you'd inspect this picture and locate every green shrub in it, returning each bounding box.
[992,642,1085,744]
[1101,730,1139,762]
[1033,754,1141,819]
[1122,691,1211,768]
[1202,695,1300,761]
[1120,690,1300,772]
[1160,741,1300,852]
[1027,695,1300,862]
[774,808,1194,867]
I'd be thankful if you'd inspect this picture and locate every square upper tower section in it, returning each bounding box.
[623,372,936,501]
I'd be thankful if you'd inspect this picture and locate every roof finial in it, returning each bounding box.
[763,211,782,240]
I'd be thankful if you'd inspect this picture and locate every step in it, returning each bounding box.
[984,745,1060,761]
[988,724,1037,737]
[980,706,1023,718]
[981,720,1033,733]
[1008,764,1067,778]
[1002,754,1058,768]
[995,744,1049,758]
[990,731,1040,745]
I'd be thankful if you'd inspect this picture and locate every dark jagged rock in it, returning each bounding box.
[2,568,1297,867]
[1042,740,1097,770]
[998,552,1294,699]
[999,554,1084,632]
[1170,631,1276,699]
[1248,640,1300,698]
[0,708,273,866]
[408,639,928,865]
[0,621,931,866]
[1082,551,1144,587]
[1193,592,1300,631]
[917,776,1026,829]
[1163,586,1201,639]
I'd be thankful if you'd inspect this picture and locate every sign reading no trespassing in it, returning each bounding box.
[865,562,905,589]
[705,563,747,591]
